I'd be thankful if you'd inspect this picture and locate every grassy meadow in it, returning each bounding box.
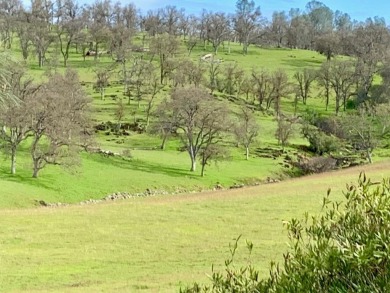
[1,161,390,292]
[1,37,389,292]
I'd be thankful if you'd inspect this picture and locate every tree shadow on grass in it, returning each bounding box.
[0,166,60,192]
[281,57,323,68]
[88,153,200,179]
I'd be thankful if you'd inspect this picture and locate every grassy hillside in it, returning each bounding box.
[0,41,332,208]
[1,162,389,292]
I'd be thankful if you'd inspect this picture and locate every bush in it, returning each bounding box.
[301,109,345,140]
[182,174,390,292]
[315,116,345,138]
[302,123,342,155]
[293,155,337,174]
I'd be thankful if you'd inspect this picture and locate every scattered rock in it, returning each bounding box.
[38,200,48,206]
[265,177,280,184]
[229,183,244,189]
[36,176,286,208]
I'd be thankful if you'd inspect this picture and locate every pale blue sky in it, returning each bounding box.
[127,0,390,22]
[22,0,390,22]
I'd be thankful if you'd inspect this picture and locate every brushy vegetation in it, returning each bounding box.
[182,173,390,292]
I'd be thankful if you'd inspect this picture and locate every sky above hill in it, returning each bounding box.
[127,0,390,22]
[22,0,390,23]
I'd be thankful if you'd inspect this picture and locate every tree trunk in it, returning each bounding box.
[343,95,347,112]
[190,155,196,171]
[201,163,205,177]
[63,49,69,67]
[160,63,164,84]
[243,36,249,55]
[325,87,329,111]
[31,134,41,178]
[94,43,99,61]
[32,160,39,178]
[367,150,373,164]
[38,51,44,68]
[190,159,196,172]
[123,61,128,94]
[245,146,249,160]
[189,145,197,171]
[335,95,340,116]
[11,146,16,175]
[100,87,105,100]
[160,135,167,150]
[146,107,151,128]
[243,43,248,55]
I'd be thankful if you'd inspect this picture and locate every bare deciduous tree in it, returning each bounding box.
[221,62,245,96]
[205,12,230,54]
[268,11,288,48]
[109,2,137,64]
[150,100,176,150]
[27,0,56,67]
[0,0,22,49]
[114,98,125,133]
[294,68,316,105]
[342,109,377,163]
[275,114,296,150]
[172,59,204,88]
[314,32,340,61]
[233,105,259,160]
[327,60,356,115]
[317,61,332,111]
[149,33,179,84]
[234,0,262,54]
[161,5,184,36]
[14,10,32,61]
[199,144,228,177]
[56,0,85,67]
[86,0,112,61]
[94,63,115,100]
[144,72,163,129]
[0,60,36,174]
[162,86,230,172]
[270,69,290,117]
[29,69,92,178]
[251,69,271,109]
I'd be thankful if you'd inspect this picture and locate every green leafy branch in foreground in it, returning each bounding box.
[182,173,390,292]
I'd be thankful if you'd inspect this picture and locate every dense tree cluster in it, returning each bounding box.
[1,0,389,62]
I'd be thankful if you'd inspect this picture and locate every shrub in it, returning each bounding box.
[301,123,342,155]
[293,155,337,174]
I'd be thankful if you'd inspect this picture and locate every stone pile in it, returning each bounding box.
[37,178,284,208]
[37,189,170,207]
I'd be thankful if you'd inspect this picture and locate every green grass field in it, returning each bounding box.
[1,161,390,292]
